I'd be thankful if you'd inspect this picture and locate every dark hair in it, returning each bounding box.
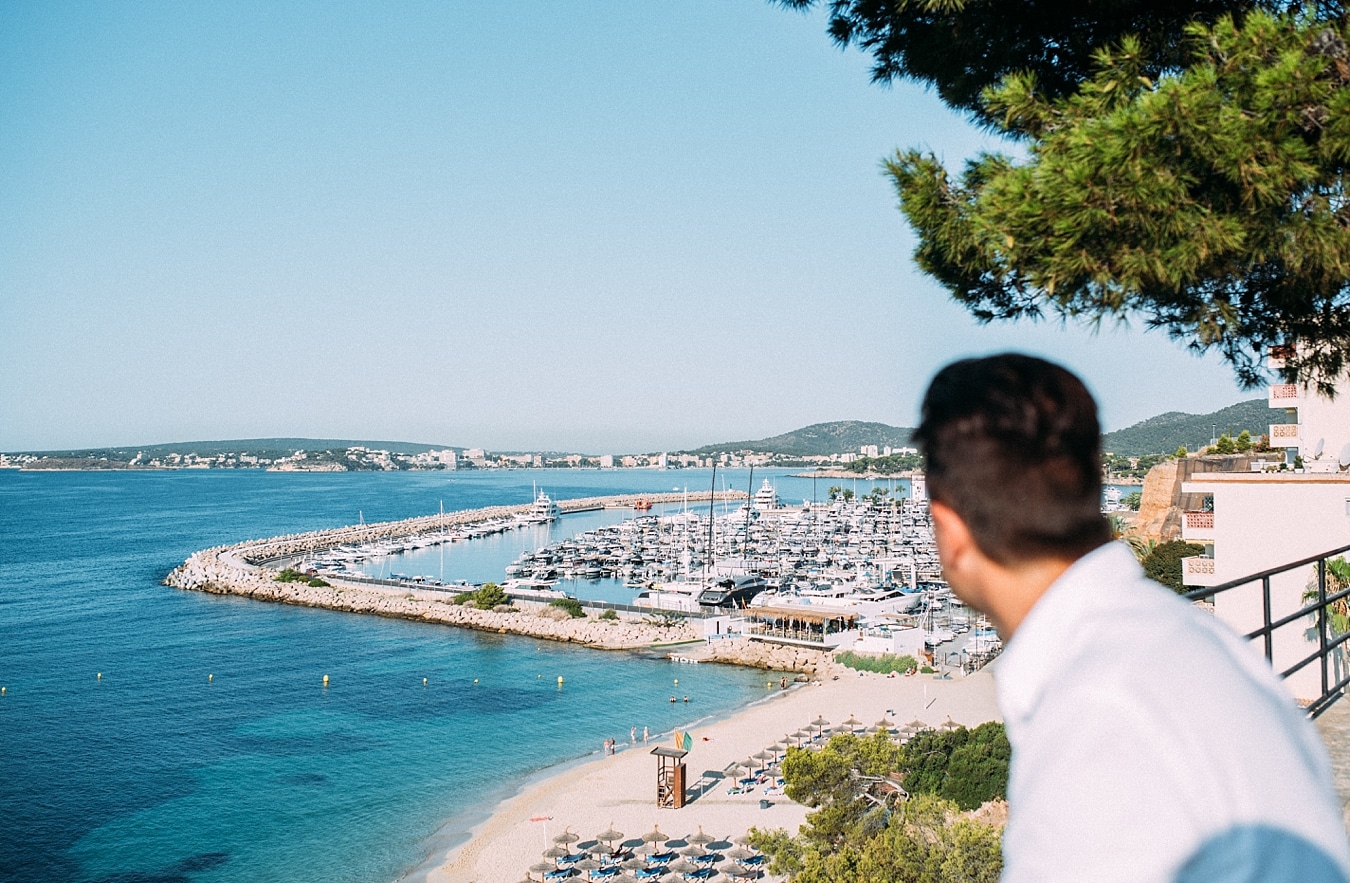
[913,353,1110,564]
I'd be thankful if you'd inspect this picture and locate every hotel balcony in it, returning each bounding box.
[1268,384,1303,408]
[1181,510,1215,542]
[1182,555,1222,587]
[1270,423,1302,446]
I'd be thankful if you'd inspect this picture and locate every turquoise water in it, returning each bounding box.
[0,468,823,883]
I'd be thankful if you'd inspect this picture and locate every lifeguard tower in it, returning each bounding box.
[650,746,688,808]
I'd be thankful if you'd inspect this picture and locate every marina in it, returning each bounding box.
[223,476,999,673]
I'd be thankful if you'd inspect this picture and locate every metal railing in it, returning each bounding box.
[1184,542,1350,718]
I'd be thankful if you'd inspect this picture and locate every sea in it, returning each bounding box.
[1,466,885,883]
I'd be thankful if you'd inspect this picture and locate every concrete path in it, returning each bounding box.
[1316,702,1350,829]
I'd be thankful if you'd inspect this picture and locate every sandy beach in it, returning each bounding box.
[425,666,1002,883]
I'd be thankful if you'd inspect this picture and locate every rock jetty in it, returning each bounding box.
[164,491,791,657]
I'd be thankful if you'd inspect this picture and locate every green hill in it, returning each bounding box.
[693,421,914,457]
[1102,399,1278,456]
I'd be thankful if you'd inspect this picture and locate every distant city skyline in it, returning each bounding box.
[1,1,1251,454]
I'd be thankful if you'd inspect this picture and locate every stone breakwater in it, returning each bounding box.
[164,491,754,654]
[692,637,846,677]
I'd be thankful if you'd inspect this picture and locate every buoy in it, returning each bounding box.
[557,676,564,686]
[474,678,479,684]
[323,674,329,686]
[97,672,102,680]
[1,686,6,695]
[423,677,428,685]
[208,674,214,682]
[673,679,678,685]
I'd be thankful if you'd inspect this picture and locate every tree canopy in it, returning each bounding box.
[779,0,1270,129]
[887,11,1350,392]
[784,2,1350,392]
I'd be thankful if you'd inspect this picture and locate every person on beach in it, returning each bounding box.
[631,726,636,745]
[915,353,1350,883]
[642,726,648,744]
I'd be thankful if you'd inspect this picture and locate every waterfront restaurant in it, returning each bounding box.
[744,605,860,649]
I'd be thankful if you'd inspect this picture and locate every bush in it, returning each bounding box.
[549,597,585,618]
[1142,540,1206,593]
[275,567,304,583]
[900,722,1010,811]
[920,665,936,674]
[474,582,507,609]
[1123,491,1142,511]
[834,650,917,674]
[306,577,329,587]
[599,608,619,621]
[454,591,476,605]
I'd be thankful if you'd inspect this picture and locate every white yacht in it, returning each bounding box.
[517,490,561,524]
[753,478,780,511]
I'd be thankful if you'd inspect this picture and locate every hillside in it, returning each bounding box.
[693,421,914,457]
[1102,399,1278,457]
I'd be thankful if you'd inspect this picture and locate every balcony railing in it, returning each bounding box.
[1183,511,1215,530]
[1269,384,1301,402]
[1186,556,1215,575]
[1270,423,1302,443]
[1185,542,1350,718]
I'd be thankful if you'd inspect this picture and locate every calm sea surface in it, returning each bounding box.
[0,467,850,883]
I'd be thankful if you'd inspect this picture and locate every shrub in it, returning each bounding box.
[900,722,1010,811]
[454,591,476,605]
[473,582,507,610]
[275,567,304,583]
[1123,491,1142,511]
[1142,540,1206,593]
[306,577,329,587]
[834,650,918,674]
[920,665,936,674]
[599,608,619,621]
[549,597,585,618]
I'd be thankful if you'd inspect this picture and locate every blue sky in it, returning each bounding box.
[1,1,1251,453]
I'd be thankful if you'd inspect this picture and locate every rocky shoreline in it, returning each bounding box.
[162,490,841,674]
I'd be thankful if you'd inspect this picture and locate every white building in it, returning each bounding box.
[598,454,614,469]
[1181,352,1350,701]
[438,449,457,469]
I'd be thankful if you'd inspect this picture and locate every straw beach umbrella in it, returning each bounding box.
[641,826,667,854]
[597,825,625,848]
[544,846,569,861]
[843,715,863,732]
[556,829,582,846]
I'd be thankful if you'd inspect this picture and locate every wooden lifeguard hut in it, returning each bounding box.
[650,746,688,808]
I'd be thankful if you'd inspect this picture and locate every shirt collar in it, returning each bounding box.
[995,542,1139,725]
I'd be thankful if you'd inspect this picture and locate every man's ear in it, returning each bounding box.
[929,500,974,566]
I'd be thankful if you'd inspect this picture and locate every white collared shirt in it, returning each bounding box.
[996,542,1350,882]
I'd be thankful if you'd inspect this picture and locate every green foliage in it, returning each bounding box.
[275,568,304,583]
[758,730,1007,882]
[1176,446,1190,458]
[834,650,918,674]
[1213,434,1236,455]
[1142,541,1206,592]
[599,608,619,621]
[1304,556,1350,636]
[1105,400,1272,458]
[899,723,1011,811]
[753,792,1002,883]
[844,452,924,474]
[549,597,585,618]
[306,577,329,587]
[780,0,1249,129]
[886,11,1350,393]
[1124,491,1142,510]
[1236,429,1253,452]
[455,583,511,610]
[919,665,936,674]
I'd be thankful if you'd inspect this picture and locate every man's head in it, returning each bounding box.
[914,353,1109,567]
